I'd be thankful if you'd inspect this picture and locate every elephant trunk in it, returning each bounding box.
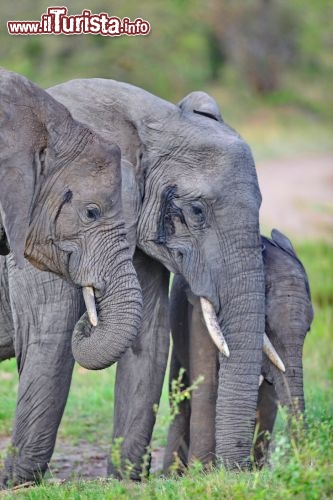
[274,341,305,416]
[215,228,265,470]
[72,246,142,370]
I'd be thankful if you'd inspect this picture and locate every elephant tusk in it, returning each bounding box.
[83,286,98,327]
[259,374,264,387]
[199,297,285,370]
[263,334,285,372]
[200,297,230,358]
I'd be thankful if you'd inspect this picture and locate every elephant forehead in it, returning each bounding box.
[179,134,254,175]
[64,142,121,191]
[70,169,121,198]
[166,153,258,197]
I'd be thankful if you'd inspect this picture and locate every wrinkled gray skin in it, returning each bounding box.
[0,84,265,485]
[0,71,143,487]
[163,230,314,472]
[0,68,142,371]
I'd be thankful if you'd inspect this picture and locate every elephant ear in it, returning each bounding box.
[271,229,297,258]
[178,91,223,122]
[0,153,36,268]
[271,228,312,300]
[0,69,48,268]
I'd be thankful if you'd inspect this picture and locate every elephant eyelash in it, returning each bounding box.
[63,190,73,203]
[156,185,186,245]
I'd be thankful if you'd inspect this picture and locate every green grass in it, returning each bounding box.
[0,241,332,498]
[58,366,117,444]
[3,416,333,499]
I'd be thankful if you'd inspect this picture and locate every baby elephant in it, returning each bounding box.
[164,229,313,472]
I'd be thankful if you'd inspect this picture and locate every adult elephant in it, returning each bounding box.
[0,69,142,369]
[163,230,314,471]
[1,82,265,485]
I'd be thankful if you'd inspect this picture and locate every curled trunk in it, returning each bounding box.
[72,250,142,370]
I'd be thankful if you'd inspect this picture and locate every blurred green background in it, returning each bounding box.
[1,0,333,160]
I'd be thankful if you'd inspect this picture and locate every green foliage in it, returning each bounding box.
[0,0,332,117]
[296,241,333,307]
[109,436,124,475]
[207,0,299,94]
[0,0,211,99]
[152,367,203,451]
[168,367,204,421]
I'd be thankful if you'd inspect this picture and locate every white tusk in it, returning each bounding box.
[259,374,264,387]
[200,297,230,358]
[263,334,285,372]
[83,286,98,327]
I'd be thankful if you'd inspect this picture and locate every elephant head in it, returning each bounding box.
[261,230,314,415]
[48,79,265,469]
[0,69,142,370]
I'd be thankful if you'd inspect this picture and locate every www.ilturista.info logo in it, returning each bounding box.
[7,6,151,36]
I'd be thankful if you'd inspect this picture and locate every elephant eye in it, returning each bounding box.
[191,204,203,216]
[189,203,205,227]
[86,206,101,221]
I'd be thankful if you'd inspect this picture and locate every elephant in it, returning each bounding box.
[163,229,314,473]
[0,68,142,371]
[0,82,271,486]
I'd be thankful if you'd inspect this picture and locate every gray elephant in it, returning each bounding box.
[0,70,143,487]
[1,82,269,486]
[163,229,314,472]
[0,68,142,371]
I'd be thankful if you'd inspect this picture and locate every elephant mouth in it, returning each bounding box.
[199,296,285,372]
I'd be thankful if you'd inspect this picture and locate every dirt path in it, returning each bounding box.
[257,153,333,241]
[0,154,332,484]
[0,438,164,481]
[50,441,165,480]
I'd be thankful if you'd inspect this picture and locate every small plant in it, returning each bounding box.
[168,451,187,476]
[139,445,152,482]
[109,436,124,477]
[169,367,204,421]
[123,458,135,481]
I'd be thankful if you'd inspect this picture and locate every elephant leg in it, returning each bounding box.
[163,349,191,474]
[1,257,83,487]
[188,300,218,466]
[108,249,170,480]
[0,256,15,361]
[254,379,278,468]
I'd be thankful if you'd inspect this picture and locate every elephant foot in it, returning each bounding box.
[1,452,47,489]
